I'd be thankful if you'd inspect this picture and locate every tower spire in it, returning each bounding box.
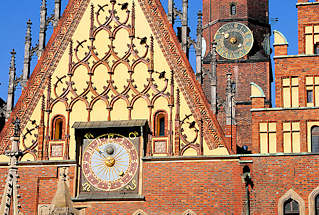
[195,11,202,82]
[38,0,47,58]
[181,0,188,53]
[168,0,174,25]
[22,20,32,88]
[53,0,61,28]
[210,42,217,114]
[6,50,16,121]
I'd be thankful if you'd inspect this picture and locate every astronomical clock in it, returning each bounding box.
[214,22,254,60]
[73,120,149,200]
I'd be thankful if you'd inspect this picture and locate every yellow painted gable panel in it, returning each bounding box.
[13,0,228,161]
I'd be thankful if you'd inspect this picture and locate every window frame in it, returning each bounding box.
[153,110,168,137]
[230,3,237,16]
[305,76,319,106]
[51,114,66,141]
[283,121,300,153]
[282,76,299,108]
[259,122,277,153]
[311,126,319,153]
[304,24,319,54]
[278,189,305,215]
[308,186,319,215]
[284,198,300,215]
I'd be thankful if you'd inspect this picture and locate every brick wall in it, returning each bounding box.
[0,155,318,214]
[274,56,319,108]
[297,2,319,54]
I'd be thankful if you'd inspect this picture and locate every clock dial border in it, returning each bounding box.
[81,133,139,192]
[214,22,254,60]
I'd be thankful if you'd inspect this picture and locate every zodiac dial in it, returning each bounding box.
[214,22,254,60]
[82,134,138,192]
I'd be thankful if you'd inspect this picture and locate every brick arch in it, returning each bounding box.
[132,209,147,215]
[278,189,305,215]
[183,209,197,215]
[309,186,319,215]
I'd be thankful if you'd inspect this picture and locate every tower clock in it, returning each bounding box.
[73,120,149,200]
[214,22,254,60]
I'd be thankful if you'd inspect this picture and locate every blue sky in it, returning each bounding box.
[0,0,298,106]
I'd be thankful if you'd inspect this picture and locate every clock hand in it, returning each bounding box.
[96,149,107,159]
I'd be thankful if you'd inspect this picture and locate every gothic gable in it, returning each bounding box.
[0,0,228,161]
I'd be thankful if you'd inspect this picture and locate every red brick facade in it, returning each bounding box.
[1,154,318,214]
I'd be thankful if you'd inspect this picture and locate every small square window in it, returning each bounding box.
[307,90,313,103]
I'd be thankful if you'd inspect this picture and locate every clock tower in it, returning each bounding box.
[202,0,272,152]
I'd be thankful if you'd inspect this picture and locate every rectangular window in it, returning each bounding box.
[283,122,300,153]
[282,77,299,108]
[307,90,313,103]
[259,122,276,153]
[306,76,319,106]
[305,25,319,54]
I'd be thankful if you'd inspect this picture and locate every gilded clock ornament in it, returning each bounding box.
[214,22,254,60]
[81,133,139,192]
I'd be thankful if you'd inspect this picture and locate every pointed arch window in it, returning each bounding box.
[284,198,300,215]
[154,111,168,137]
[311,126,319,152]
[51,115,65,140]
[315,194,319,215]
[315,43,319,55]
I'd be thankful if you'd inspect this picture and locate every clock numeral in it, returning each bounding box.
[107,134,114,142]
[82,182,91,192]
[125,179,137,191]
[84,132,94,139]
[129,131,138,140]
[86,147,94,154]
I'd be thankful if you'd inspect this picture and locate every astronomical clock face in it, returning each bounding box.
[214,22,254,60]
[79,132,140,198]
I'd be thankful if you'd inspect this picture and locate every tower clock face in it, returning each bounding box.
[82,133,139,192]
[214,22,254,60]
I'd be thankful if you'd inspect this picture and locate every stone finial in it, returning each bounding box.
[53,0,61,28]
[39,0,47,58]
[49,167,79,215]
[195,10,202,80]
[6,50,16,121]
[168,0,174,25]
[181,0,188,53]
[22,20,32,88]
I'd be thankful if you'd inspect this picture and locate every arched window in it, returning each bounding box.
[51,115,65,140]
[284,198,300,215]
[183,209,197,215]
[133,209,147,215]
[316,194,319,215]
[311,126,319,152]
[154,111,167,137]
[230,4,236,15]
[315,43,319,55]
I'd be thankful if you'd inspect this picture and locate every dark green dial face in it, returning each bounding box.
[214,22,254,60]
